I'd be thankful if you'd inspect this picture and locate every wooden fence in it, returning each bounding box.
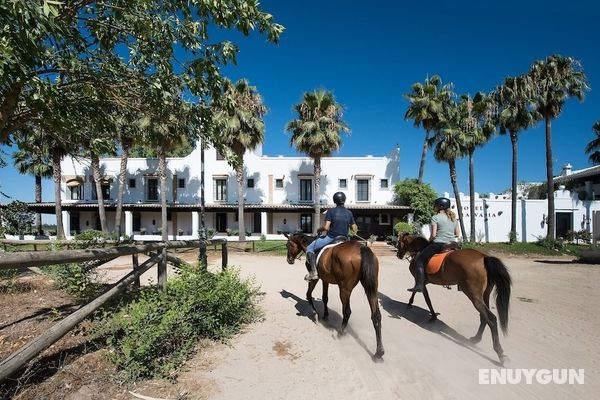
[0,238,228,383]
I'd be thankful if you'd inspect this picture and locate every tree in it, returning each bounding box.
[1,0,284,144]
[404,75,453,184]
[585,121,600,165]
[494,75,538,243]
[430,100,469,240]
[529,55,589,239]
[215,78,267,241]
[462,93,496,242]
[11,131,53,235]
[286,90,350,233]
[393,179,438,227]
[0,200,35,236]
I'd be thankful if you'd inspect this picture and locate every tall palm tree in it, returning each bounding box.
[430,100,469,240]
[585,121,600,164]
[494,75,537,243]
[462,93,496,242]
[286,90,350,233]
[216,78,267,241]
[12,132,53,235]
[529,55,589,239]
[113,124,136,237]
[404,75,454,184]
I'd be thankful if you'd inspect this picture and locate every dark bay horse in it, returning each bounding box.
[284,233,384,359]
[396,232,512,364]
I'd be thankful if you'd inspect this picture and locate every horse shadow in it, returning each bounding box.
[279,289,380,360]
[378,291,501,366]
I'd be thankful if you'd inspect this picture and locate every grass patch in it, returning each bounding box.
[462,241,592,256]
[94,265,262,382]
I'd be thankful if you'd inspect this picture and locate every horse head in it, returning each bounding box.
[284,232,309,265]
[396,232,428,259]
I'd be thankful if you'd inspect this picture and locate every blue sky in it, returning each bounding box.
[1,0,599,209]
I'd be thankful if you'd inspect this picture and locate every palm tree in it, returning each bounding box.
[216,78,267,241]
[286,90,350,233]
[529,55,589,239]
[88,137,116,234]
[585,121,600,165]
[113,124,136,237]
[12,132,53,235]
[404,75,454,184]
[462,93,496,242]
[494,75,537,243]
[430,99,469,240]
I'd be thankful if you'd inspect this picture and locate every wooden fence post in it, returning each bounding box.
[132,254,140,288]
[221,241,228,271]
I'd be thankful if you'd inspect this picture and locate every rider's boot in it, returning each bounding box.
[407,262,425,292]
[304,252,319,281]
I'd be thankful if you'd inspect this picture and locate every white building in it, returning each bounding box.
[39,142,407,240]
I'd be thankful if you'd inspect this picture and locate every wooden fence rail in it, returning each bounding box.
[0,238,229,384]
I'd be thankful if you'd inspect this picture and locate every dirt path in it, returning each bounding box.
[162,252,600,400]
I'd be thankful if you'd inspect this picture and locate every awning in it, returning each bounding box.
[66,178,84,187]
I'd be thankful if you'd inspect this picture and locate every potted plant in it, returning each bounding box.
[178,228,184,236]
[140,228,146,235]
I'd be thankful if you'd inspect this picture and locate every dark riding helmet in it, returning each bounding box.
[333,191,346,205]
[434,197,451,210]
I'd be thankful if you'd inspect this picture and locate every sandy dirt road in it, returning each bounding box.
[118,251,600,400]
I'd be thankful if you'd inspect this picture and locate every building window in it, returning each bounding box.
[300,179,312,202]
[379,213,391,225]
[300,213,313,233]
[339,179,347,189]
[178,178,185,188]
[147,178,158,201]
[247,178,255,188]
[356,179,370,202]
[214,178,227,202]
[129,178,136,188]
[92,183,111,200]
[275,178,283,189]
[69,185,82,200]
[380,179,389,189]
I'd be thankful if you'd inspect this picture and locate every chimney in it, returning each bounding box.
[562,163,572,176]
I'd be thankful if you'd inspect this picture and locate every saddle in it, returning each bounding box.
[315,236,348,265]
[425,242,459,275]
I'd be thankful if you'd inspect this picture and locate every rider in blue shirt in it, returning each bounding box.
[305,192,358,281]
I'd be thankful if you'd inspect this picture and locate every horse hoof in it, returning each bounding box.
[374,349,385,360]
[469,336,482,344]
[427,316,437,323]
[499,354,510,366]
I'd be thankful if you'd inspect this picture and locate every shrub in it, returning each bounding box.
[393,179,438,226]
[45,230,110,300]
[536,237,565,251]
[94,266,262,381]
[394,221,413,235]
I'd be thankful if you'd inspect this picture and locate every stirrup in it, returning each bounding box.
[304,272,319,281]
[407,285,423,293]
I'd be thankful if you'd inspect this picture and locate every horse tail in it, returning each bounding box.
[484,256,512,335]
[360,245,378,298]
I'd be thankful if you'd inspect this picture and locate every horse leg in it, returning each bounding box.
[339,287,352,334]
[322,282,329,320]
[422,285,440,322]
[467,291,507,365]
[306,280,319,314]
[368,291,385,358]
[470,285,492,344]
[407,291,416,309]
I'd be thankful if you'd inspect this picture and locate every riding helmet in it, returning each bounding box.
[333,191,346,205]
[433,197,451,210]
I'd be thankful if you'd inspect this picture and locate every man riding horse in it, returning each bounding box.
[305,191,358,281]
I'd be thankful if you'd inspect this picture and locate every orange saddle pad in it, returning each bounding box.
[426,250,453,275]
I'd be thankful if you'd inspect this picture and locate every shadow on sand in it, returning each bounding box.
[378,291,501,366]
[279,289,381,361]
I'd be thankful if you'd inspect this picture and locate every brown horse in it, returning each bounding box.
[284,233,384,359]
[396,232,512,365]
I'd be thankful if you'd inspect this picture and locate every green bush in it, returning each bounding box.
[393,179,438,226]
[95,265,262,381]
[536,237,565,251]
[45,230,110,300]
[394,221,413,235]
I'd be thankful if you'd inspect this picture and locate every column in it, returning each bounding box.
[125,211,133,237]
[261,211,268,236]
[192,211,200,238]
[61,211,70,238]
